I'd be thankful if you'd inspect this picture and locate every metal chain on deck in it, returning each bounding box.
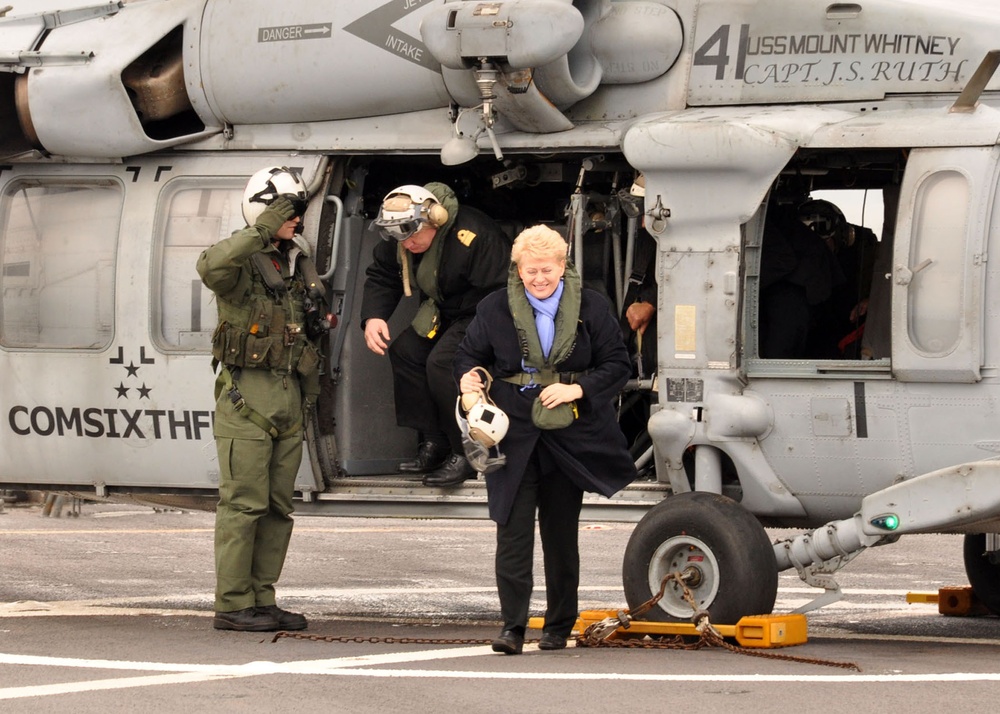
[272,570,860,671]
[272,632,538,646]
[575,572,861,672]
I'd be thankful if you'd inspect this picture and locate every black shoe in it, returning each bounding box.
[399,441,449,474]
[422,453,475,487]
[213,607,280,632]
[491,628,524,655]
[256,604,308,631]
[538,632,568,650]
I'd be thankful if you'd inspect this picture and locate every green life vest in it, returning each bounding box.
[406,182,460,339]
[505,261,583,429]
[507,260,582,372]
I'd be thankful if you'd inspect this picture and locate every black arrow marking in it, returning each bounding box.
[344,1,441,73]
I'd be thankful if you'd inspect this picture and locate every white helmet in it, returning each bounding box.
[242,166,308,225]
[465,394,509,447]
[455,397,507,475]
[374,184,449,242]
[454,367,508,474]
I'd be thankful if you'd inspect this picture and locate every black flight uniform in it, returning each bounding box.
[360,182,510,464]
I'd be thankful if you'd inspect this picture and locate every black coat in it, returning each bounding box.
[360,206,510,327]
[455,287,638,524]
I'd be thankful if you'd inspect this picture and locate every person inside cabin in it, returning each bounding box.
[619,174,658,379]
[758,200,842,359]
[616,174,658,473]
[797,198,879,359]
[361,182,511,488]
[454,225,638,654]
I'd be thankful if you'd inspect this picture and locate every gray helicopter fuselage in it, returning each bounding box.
[1,0,1000,547]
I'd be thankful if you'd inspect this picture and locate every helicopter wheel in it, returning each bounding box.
[622,491,778,623]
[963,533,1000,614]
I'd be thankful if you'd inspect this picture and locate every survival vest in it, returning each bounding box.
[210,247,321,381]
[503,261,583,386]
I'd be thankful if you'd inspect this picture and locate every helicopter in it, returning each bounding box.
[2,0,1000,623]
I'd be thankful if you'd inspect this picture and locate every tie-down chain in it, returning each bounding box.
[272,568,860,671]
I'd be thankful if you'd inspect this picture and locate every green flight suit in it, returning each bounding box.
[197,222,321,613]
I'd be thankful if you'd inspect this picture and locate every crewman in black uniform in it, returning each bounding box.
[758,201,841,359]
[619,175,657,379]
[798,198,878,359]
[617,175,658,470]
[361,182,510,487]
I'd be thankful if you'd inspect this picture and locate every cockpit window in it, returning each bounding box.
[0,180,122,349]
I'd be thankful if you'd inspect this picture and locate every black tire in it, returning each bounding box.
[963,533,1000,614]
[623,491,778,623]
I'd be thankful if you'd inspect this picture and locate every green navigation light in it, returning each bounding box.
[870,514,900,531]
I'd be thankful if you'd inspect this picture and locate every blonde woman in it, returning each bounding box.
[455,225,637,654]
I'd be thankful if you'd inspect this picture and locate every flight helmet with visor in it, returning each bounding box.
[374,185,449,242]
[242,166,308,226]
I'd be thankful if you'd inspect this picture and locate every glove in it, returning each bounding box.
[254,196,296,238]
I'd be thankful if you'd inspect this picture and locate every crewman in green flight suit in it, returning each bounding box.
[197,166,329,632]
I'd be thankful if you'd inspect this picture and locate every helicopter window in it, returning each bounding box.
[0,180,121,349]
[746,148,901,369]
[153,180,244,351]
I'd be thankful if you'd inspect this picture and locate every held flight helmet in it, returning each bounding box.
[455,399,508,475]
[374,185,449,242]
[454,367,509,474]
[242,166,309,226]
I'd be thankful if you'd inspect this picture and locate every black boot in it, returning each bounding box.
[399,440,449,474]
[256,604,308,631]
[213,607,279,632]
[422,453,475,487]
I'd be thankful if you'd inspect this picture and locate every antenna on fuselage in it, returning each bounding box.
[951,50,1000,113]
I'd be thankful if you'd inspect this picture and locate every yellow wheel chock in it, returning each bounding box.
[529,610,808,648]
[907,587,990,616]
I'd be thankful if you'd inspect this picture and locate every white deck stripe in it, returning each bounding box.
[5,645,1000,701]
[0,672,243,700]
